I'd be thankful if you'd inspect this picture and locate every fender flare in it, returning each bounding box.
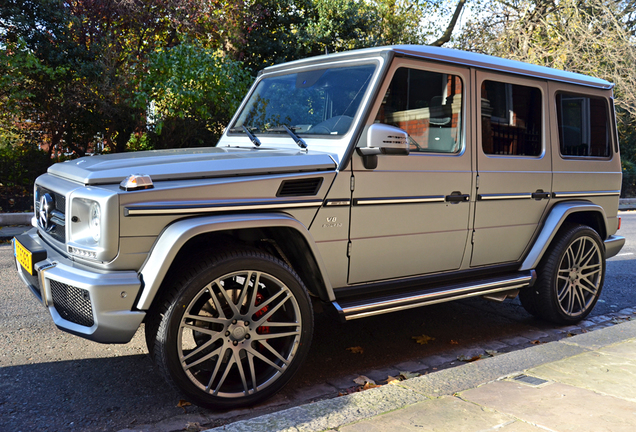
[520,201,607,271]
[135,213,334,310]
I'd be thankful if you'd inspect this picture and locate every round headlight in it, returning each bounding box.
[89,202,101,242]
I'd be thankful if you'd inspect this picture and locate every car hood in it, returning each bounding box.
[48,147,338,185]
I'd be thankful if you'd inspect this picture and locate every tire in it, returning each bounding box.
[519,224,605,324]
[145,249,314,409]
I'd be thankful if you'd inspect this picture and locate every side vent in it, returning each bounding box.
[277,178,323,197]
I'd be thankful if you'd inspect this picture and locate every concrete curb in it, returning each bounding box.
[620,198,636,211]
[207,320,636,432]
[0,212,33,226]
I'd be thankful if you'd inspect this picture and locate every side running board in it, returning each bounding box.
[332,271,536,321]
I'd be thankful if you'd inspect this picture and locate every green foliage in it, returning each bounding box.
[0,141,51,188]
[137,43,252,148]
[240,0,433,72]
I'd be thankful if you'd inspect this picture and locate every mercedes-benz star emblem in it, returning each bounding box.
[39,193,53,230]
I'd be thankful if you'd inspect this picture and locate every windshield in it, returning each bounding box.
[232,64,377,137]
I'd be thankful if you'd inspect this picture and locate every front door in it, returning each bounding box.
[348,59,473,284]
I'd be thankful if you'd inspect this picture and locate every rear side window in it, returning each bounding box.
[556,93,610,157]
[481,81,542,156]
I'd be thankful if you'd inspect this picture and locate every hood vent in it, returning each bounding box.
[277,178,323,197]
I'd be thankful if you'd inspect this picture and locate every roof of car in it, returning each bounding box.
[263,45,613,90]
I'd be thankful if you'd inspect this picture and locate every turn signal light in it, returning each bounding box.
[120,174,154,191]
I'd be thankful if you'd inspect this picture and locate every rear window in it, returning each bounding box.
[481,81,542,157]
[556,93,611,158]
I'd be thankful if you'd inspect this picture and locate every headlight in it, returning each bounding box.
[89,202,101,242]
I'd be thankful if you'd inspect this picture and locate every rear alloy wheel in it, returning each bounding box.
[520,224,605,324]
[146,250,313,409]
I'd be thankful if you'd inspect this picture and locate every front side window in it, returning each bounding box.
[556,93,610,157]
[481,81,542,156]
[374,67,463,153]
[232,64,376,137]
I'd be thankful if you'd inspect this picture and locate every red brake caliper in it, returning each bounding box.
[254,293,270,335]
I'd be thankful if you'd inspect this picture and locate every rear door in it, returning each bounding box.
[471,71,551,267]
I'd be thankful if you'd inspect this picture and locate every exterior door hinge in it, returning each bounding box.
[476,175,480,189]
[471,230,476,244]
[350,175,355,192]
[347,241,352,257]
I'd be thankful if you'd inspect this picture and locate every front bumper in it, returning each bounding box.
[13,229,145,343]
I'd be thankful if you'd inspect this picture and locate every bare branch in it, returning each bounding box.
[430,0,466,46]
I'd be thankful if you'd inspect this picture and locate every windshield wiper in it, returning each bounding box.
[268,125,307,149]
[228,126,261,147]
[242,125,261,147]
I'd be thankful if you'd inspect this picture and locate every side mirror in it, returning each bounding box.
[357,124,409,169]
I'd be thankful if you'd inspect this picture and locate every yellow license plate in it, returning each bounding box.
[14,238,34,275]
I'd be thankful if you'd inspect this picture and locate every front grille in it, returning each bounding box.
[50,280,94,327]
[35,186,66,243]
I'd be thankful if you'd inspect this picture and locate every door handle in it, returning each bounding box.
[445,192,470,203]
[531,190,551,200]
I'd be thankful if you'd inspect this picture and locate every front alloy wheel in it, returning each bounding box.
[147,250,313,408]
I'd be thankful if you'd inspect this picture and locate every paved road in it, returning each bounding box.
[0,211,634,432]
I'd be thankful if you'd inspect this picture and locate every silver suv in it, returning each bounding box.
[13,45,625,409]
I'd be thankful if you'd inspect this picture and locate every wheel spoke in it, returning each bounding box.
[248,272,261,313]
[206,347,230,392]
[216,279,241,317]
[181,333,223,363]
[182,323,218,336]
[258,340,291,365]
[565,246,576,268]
[234,350,250,395]
[247,351,258,393]
[557,281,572,302]
[578,242,597,267]
[208,281,228,319]
[572,239,584,264]
[236,271,255,313]
[212,352,236,396]
[183,344,223,370]
[253,330,300,341]
[579,277,599,294]
[566,286,576,314]
[184,313,226,325]
[257,321,299,327]
[245,346,284,372]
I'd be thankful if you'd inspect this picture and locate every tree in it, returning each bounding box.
[137,43,252,148]
[455,0,636,194]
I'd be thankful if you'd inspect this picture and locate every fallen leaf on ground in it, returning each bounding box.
[362,382,381,390]
[177,400,191,413]
[485,349,501,357]
[185,422,203,432]
[530,340,544,345]
[399,371,421,380]
[346,346,364,354]
[353,375,375,386]
[449,340,459,345]
[457,354,482,362]
[386,375,400,384]
[412,334,435,345]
